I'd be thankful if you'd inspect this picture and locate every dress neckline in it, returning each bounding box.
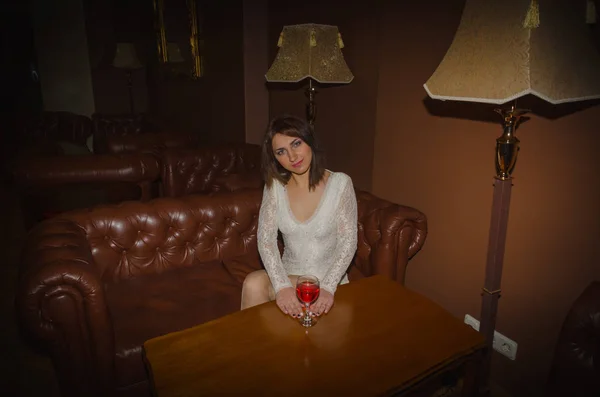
[283,171,334,225]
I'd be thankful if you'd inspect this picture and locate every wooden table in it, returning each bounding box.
[143,275,485,397]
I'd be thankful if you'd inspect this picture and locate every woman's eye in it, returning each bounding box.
[275,150,284,156]
[292,140,301,147]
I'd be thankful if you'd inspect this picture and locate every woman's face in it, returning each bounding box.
[271,133,313,175]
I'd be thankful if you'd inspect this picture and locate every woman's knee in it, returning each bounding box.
[242,270,269,291]
[241,270,273,309]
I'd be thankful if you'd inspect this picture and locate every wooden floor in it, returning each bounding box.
[0,181,512,397]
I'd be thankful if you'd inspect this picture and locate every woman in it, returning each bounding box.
[240,114,357,318]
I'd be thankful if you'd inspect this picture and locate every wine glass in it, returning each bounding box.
[296,275,320,328]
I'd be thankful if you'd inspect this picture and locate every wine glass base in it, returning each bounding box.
[300,313,318,328]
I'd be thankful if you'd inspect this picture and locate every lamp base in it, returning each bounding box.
[477,104,528,395]
[126,70,135,115]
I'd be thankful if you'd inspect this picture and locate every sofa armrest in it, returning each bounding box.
[397,204,428,260]
[355,191,427,284]
[16,219,115,396]
[13,153,159,196]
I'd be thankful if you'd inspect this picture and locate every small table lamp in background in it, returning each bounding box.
[167,42,185,63]
[165,42,185,77]
[423,0,600,394]
[266,23,354,127]
[112,42,143,114]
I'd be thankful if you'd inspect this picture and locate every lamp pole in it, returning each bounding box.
[126,70,135,115]
[305,78,317,127]
[478,106,527,396]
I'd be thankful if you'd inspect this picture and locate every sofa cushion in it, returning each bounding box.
[105,257,260,388]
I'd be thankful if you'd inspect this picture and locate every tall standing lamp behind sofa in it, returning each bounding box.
[265,23,354,127]
[423,0,600,394]
[112,42,143,115]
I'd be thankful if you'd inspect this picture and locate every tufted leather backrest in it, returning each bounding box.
[61,189,262,282]
[52,187,426,285]
[92,113,146,137]
[17,111,92,146]
[91,113,151,154]
[161,144,261,197]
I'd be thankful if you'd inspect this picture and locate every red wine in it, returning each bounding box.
[296,282,320,304]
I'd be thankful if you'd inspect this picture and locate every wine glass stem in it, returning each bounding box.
[305,303,310,323]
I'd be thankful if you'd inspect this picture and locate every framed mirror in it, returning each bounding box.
[152,0,204,79]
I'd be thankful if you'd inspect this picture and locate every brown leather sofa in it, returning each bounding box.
[13,153,161,229]
[161,144,262,197]
[101,132,199,156]
[11,111,156,156]
[8,111,196,158]
[91,113,198,155]
[545,281,600,397]
[11,119,260,227]
[16,188,428,397]
[2,111,94,182]
[15,111,93,147]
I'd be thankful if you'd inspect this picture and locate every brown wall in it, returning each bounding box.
[243,0,270,145]
[200,0,246,142]
[267,0,378,191]
[32,0,96,116]
[373,0,600,396]
[84,0,151,115]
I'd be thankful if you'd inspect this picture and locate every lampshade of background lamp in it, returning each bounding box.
[265,23,354,127]
[423,0,600,394]
[112,43,143,114]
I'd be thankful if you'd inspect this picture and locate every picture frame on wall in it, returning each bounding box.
[152,0,204,79]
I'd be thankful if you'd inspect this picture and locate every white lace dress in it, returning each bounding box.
[257,171,358,295]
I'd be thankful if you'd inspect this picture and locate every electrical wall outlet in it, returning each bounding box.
[463,314,518,361]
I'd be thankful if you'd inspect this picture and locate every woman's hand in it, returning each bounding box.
[275,287,304,318]
[310,290,334,316]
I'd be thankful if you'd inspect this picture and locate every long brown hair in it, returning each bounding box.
[261,114,326,191]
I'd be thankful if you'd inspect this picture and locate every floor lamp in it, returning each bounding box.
[423,0,600,395]
[265,23,354,127]
[113,43,143,115]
